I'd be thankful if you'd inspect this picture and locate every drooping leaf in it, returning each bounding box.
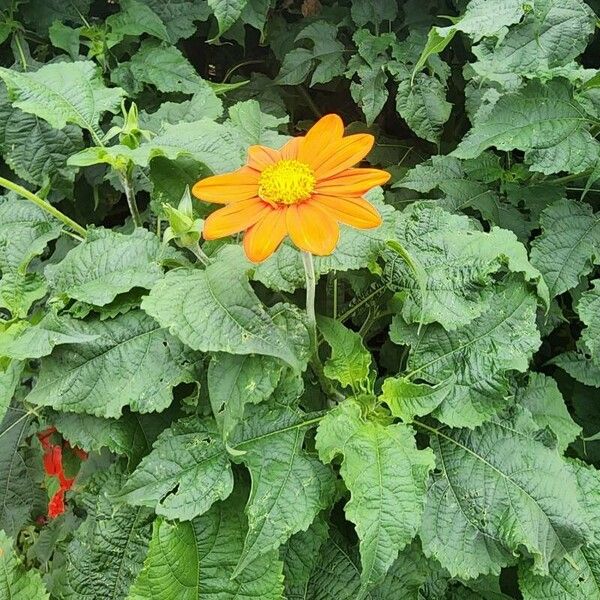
[577,279,600,364]
[207,0,249,38]
[118,416,233,521]
[26,310,198,418]
[0,529,49,600]
[0,61,125,140]
[0,361,23,424]
[419,409,587,579]
[141,246,304,369]
[45,228,177,307]
[380,377,451,423]
[127,490,285,600]
[390,278,541,428]
[530,199,600,299]
[53,465,153,600]
[551,350,600,388]
[145,0,212,41]
[229,400,335,575]
[106,0,170,43]
[316,399,435,592]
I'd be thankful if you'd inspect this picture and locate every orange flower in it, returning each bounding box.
[192,114,390,262]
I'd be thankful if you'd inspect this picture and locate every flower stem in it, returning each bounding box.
[118,170,142,228]
[0,176,86,238]
[301,251,318,352]
[190,242,211,266]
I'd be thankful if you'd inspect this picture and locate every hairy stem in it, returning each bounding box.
[0,176,86,238]
[119,170,142,228]
[190,242,211,266]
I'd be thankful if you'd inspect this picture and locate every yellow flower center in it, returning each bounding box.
[258,159,316,205]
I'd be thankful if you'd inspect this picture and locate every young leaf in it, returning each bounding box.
[53,466,153,600]
[317,316,372,392]
[0,61,125,141]
[0,529,49,599]
[380,377,451,423]
[119,416,233,520]
[229,401,335,575]
[26,311,198,418]
[419,410,587,579]
[128,491,285,600]
[45,228,177,307]
[141,247,304,369]
[316,399,435,592]
[391,278,541,428]
[530,199,600,299]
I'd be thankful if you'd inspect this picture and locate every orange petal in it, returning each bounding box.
[298,114,344,168]
[313,134,374,180]
[247,145,281,171]
[311,194,382,229]
[286,201,340,256]
[192,167,259,204]
[243,208,288,262]
[203,198,271,239]
[279,136,303,160]
[315,167,391,196]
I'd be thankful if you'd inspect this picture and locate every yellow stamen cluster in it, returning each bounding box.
[258,159,316,205]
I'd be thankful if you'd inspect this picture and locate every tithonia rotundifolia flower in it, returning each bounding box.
[192,114,390,262]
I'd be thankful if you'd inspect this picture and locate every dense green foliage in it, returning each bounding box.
[0,0,600,598]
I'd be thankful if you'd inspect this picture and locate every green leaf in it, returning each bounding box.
[395,73,452,144]
[384,203,548,331]
[0,271,47,319]
[141,247,303,369]
[0,529,49,600]
[128,490,285,600]
[578,279,600,364]
[45,228,176,307]
[207,0,248,37]
[551,351,600,388]
[229,400,335,575]
[22,0,90,34]
[227,99,289,147]
[391,279,541,428]
[54,465,153,600]
[0,408,39,537]
[419,409,587,579]
[0,195,62,273]
[0,361,23,424]
[26,310,198,418]
[106,0,170,43]
[277,22,345,86]
[518,459,600,599]
[127,40,204,94]
[530,199,600,299]
[316,399,435,592]
[453,80,598,175]
[317,316,372,392]
[144,0,211,41]
[517,373,581,452]
[380,377,451,423]
[449,0,529,41]
[350,0,398,27]
[0,61,125,141]
[48,22,81,59]
[119,416,233,520]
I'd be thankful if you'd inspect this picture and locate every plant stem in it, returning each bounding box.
[0,176,86,238]
[302,251,318,353]
[118,170,142,228]
[190,242,211,266]
[297,86,322,120]
[551,170,594,185]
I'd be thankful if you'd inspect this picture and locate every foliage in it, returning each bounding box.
[0,0,599,599]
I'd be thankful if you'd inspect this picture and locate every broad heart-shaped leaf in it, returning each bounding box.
[419,409,587,580]
[317,316,372,392]
[391,278,541,428]
[26,310,198,419]
[45,228,176,307]
[471,0,596,86]
[0,407,41,537]
[516,372,581,452]
[53,465,153,600]
[207,0,249,38]
[118,416,233,520]
[0,195,62,273]
[0,529,49,600]
[228,400,335,576]
[128,40,205,94]
[141,246,303,369]
[530,199,600,299]
[254,190,397,292]
[384,203,548,330]
[452,80,598,175]
[0,61,125,140]
[316,399,435,593]
[518,459,600,599]
[578,279,600,364]
[127,490,285,600]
